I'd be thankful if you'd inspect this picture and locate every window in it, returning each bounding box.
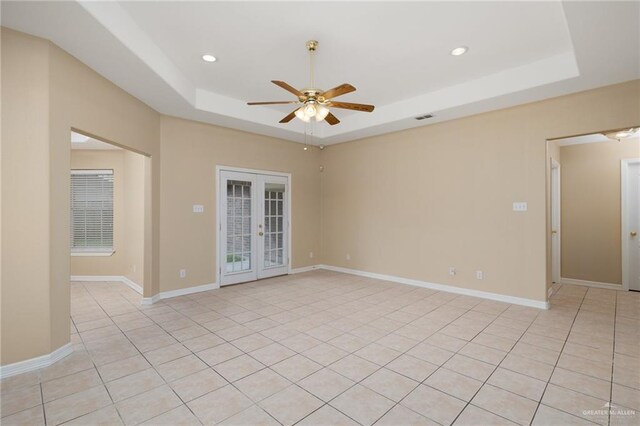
[70,170,114,254]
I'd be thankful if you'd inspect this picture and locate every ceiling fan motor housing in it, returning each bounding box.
[246,39,374,126]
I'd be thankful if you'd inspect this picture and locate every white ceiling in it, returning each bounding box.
[3,1,639,145]
[71,131,121,150]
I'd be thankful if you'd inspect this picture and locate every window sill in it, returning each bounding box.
[71,251,115,257]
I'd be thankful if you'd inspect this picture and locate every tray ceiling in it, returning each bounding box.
[2,1,638,144]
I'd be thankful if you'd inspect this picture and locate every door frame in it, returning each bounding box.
[215,165,292,287]
[550,158,561,284]
[621,158,640,291]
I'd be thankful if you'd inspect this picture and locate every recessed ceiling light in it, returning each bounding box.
[202,54,217,63]
[450,46,468,56]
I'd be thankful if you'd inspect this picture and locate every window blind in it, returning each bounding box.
[70,170,114,253]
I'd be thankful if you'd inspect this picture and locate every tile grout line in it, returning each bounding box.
[7,274,634,426]
[255,285,467,425]
[81,283,152,426]
[607,292,618,426]
[52,282,124,425]
[527,285,589,426]
[315,296,525,425]
[288,288,463,425]
[367,299,492,425]
[40,381,47,425]
[75,282,509,426]
[77,282,185,425]
[422,301,544,425]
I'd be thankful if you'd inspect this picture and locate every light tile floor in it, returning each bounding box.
[1,270,638,425]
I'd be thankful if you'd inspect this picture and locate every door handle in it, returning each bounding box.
[258,232,264,236]
[632,231,638,237]
[551,230,557,234]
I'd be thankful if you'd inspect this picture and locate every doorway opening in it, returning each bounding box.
[217,166,291,286]
[622,158,640,291]
[69,130,151,296]
[547,128,639,292]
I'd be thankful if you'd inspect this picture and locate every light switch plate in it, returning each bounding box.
[513,202,527,212]
[193,204,204,213]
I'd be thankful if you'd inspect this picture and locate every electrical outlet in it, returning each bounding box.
[193,204,204,213]
[132,265,136,273]
[309,252,314,259]
[346,253,351,261]
[449,267,456,276]
[179,269,186,278]
[476,270,484,280]
[512,202,527,212]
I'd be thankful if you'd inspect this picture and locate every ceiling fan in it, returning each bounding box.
[247,40,375,126]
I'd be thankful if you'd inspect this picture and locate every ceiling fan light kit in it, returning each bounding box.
[247,40,375,126]
[605,127,639,141]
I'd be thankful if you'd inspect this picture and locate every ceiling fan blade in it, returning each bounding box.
[324,112,340,125]
[328,101,375,113]
[279,110,297,123]
[321,84,356,100]
[272,80,304,98]
[247,101,299,105]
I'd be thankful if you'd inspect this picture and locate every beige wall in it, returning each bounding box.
[1,28,52,365]
[159,116,321,292]
[47,33,161,362]
[69,149,146,286]
[2,26,640,367]
[320,80,640,302]
[123,151,146,286]
[560,138,640,284]
[2,28,161,365]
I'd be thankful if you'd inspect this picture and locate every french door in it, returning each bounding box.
[219,169,289,286]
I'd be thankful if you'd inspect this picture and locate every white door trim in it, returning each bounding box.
[216,165,292,287]
[550,158,561,284]
[216,165,291,178]
[621,158,640,291]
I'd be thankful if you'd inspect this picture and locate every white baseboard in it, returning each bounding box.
[159,283,219,300]
[71,275,123,282]
[121,276,144,294]
[0,343,72,379]
[71,275,143,295]
[142,283,219,305]
[141,294,161,305]
[141,263,552,309]
[560,277,623,290]
[290,265,319,274]
[318,264,549,309]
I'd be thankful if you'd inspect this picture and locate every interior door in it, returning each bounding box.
[220,170,289,286]
[626,162,640,291]
[551,160,561,284]
[258,176,289,279]
[220,171,257,285]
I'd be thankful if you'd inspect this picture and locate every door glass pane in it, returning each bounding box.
[226,180,252,273]
[264,183,285,268]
